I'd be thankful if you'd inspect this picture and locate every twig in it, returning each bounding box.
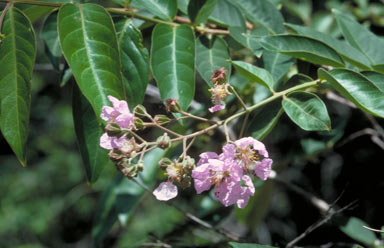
[228,85,247,111]
[239,112,250,138]
[286,201,358,248]
[336,128,379,148]
[363,225,384,233]
[0,2,11,34]
[132,178,240,241]
[179,109,217,123]
[326,91,356,109]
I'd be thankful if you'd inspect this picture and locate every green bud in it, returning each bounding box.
[134,118,145,130]
[133,104,149,117]
[105,123,122,137]
[165,98,181,113]
[158,157,173,170]
[156,133,171,149]
[182,156,195,170]
[154,114,171,125]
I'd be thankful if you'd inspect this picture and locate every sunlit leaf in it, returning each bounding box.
[132,0,177,21]
[23,6,56,23]
[340,217,377,245]
[151,24,195,110]
[282,92,331,131]
[232,61,275,91]
[209,0,246,28]
[318,68,384,118]
[0,7,36,166]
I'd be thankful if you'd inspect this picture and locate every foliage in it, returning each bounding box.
[0,0,384,247]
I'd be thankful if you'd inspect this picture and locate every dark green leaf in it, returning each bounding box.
[0,7,36,166]
[228,27,265,57]
[231,0,285,34]
[318,68,384,118]
[361,71,384,92]
[58,3,125,118]
[277,73,314,92]
[285,23,371,70]
[41,11,61,71]
[115,18,149,108]
[340,217,377,245]
[249,100,283,140]
[196,36,230,86]
[151,24,195,110]
[262,50,293,83]
[23,6,56,23]
[257,35,345,67]
[282,92,331,131]
[72,86,111,184]
[232,61,275,91]
[132,0,177,21]
[283,0,312,24]
[209,0,246,29]
[188,0,217,25]
[229,242,277,248]
[92,148,166,244]
[177,0,189,14]
[333,9,384,67]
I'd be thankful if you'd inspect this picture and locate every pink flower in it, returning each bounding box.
[153,182,178,201]
[211,67,227,84]
[209,104,225,113]
[101,96,135,129]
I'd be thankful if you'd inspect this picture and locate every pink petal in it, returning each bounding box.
[209,104,225,113]
[197,152,218,166]
[100,106,116,122]
[153,182,178,201]
[255,158,273,181]
[100,133,113,150]
[115,113,135,129]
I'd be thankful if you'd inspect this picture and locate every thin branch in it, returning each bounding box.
[0,2,11,34]
[239,112,250,138]
[179,109,217,123]
[363,225,384,233]
[228,85,247,111]
[336,128,379,148]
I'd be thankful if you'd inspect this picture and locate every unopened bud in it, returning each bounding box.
[105,123,122,137]
[156,133,171,149]
[133,104,148,117]
[165,98,181,113]
[154,115,171,125]
[134,118,145,130]
[211,67,227,84]
[182,156,195,170]
[158,157,173,170]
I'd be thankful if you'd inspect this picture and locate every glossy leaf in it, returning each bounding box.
[196,36,230,86]
[340,217,377,245]
[177,0,189,13]
[318,68,384,118]
[209,0,246,29]
[228,27,265,57]
[92,148,166,244]
[132,0,177,21]
[232,61,275,91]
[248,100,283,140]
[361,71,384,91]
[58,3,125,118]
[285,23,371,69]
[229,242,277,248]
[72,86,110,184]
[333,9,384,67]
[0,7,36,166]
[282,92,331,131]
[277,73,314,92]
[23,6,56,23]
[188,0,217,25]
[257,35,345,67]
[115,18,149,108]
[231,0,285,34]
[41,11,61,71]
[262,50,293,83]
[151,24,195,110]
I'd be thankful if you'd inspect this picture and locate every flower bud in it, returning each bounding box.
[182,156,195,170]
[165,98,181,113]
[154,115,171,125]
[156,133,171,149]
[211,67,227,84]
[133,104,148,117]
[158,157,173,170]
[105,123,123,137]
[134,118,145,130]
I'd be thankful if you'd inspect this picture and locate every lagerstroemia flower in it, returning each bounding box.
[192,137,272,208]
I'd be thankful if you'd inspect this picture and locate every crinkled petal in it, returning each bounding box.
[192,163,212,180]
[214,180,238,207]
[153,182,178,201]
[108,95,130,114]
[100,133,113,150]
[115,113,135,129]
[255,158,273,180]
[236,175,255,208]
[110,135,127,150]
[100,106,117,122]
[221,144,236,160]
[194,177,213,194]
[197,152,218,166]
[209,104,225,113]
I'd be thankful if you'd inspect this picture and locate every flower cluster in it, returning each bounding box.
[209,67,232,113]
[192,137,273,208]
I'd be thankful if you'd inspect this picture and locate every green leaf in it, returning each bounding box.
[132,0,177,21]
[196,36,230,86]
[232,61,275,91]
[277,73,314,92]
[257,35,345,67]
[285,23,371,70]
[231,0,285,34]
[115,18,149,108]
[72,86,111,184]
[228,27,265,57]
[361,71,384,91]
[58,3,125,118]
[92,148,166,244]
[229,242,277,248]
[340,217,377,245]
[282,92,331,131]
[209,0,246,29]
[318,68,384,118]
[262,50,293,83]
[249,100,283,140]
[0,7,36,166]
[23,6,56,23]
[177,0,189,14]
[41,11,61,71]
[188,0,217,25]
[151,24,195,110]
[333,9,384,67]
